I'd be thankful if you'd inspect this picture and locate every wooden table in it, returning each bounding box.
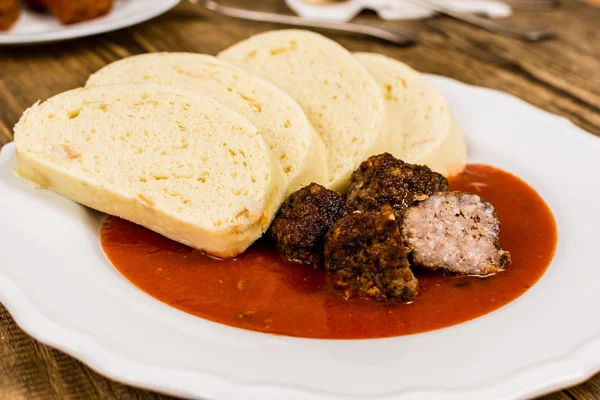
[1,1,599,398]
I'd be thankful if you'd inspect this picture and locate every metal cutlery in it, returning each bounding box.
[188,0,555,44]
[404,0,556,41]
[302,0,560,9]
[502,0,560,9]
[187,0,416,46]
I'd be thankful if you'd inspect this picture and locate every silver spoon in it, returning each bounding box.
[406,0,556,41]
[187,0,417,46]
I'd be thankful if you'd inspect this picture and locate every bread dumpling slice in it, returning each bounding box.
[219,30,385,193]
[419,116,467,177]
[13,83,286,258]
[354,52,466,177]
[86,53,328,195]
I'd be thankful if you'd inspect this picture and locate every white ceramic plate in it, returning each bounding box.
[0,0,179,45]
[0,76,599,400]
[285,0,511,22]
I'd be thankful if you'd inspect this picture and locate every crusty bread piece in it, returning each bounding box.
[86,53,328,195]
[13,83,286,258]
[354,52,466,177]
[219,30,384,192]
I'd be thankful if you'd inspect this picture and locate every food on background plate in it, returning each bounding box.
[3,0,114,29]
[402,191,511,275]
[346,152,449,219]
[354,52,467,177]
[45,0,113,24]
[219,29,385,193]
[23,0,45,12]
[86,53,329,195]
[268,182,347,264]
[0,0,19,31]
[324,205,419,302]
[13,83,286,258]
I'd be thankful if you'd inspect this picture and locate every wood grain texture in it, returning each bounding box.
[1,0,599,399]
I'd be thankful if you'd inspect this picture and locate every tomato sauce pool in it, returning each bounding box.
[101,165,557,339]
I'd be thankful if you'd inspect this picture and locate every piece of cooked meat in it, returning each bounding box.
[0,0,19,31]
[268,183,347,265]
[401,191,511,276]
[24,0,47,12]
[44,0,113,24]
[324,206,418,302]
[346,153,448,218]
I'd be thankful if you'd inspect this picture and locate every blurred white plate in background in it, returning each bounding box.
[0,0,179,45]
[285,0,511,22]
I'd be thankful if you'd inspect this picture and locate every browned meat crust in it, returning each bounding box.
[401,191,511,276]
[23,0,47,12]
[44,0,113,25]
[268,183,348,265]
[0,0,19,31]
[324,206,418,302]
[346,153,449,219]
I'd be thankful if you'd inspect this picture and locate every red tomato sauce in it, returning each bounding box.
[101,165,557,339]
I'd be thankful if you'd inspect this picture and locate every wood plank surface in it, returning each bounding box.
[1,0,599,399]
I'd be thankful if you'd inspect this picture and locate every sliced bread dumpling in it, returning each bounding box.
[219,29,385,192]
[86,53,328,195]
[13,83,286,258]
[419,116,467,177]
[354,52,466,177]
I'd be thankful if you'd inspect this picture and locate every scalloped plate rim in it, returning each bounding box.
[0,75,599,400]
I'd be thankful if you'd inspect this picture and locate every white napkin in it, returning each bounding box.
[285,0,512,21]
